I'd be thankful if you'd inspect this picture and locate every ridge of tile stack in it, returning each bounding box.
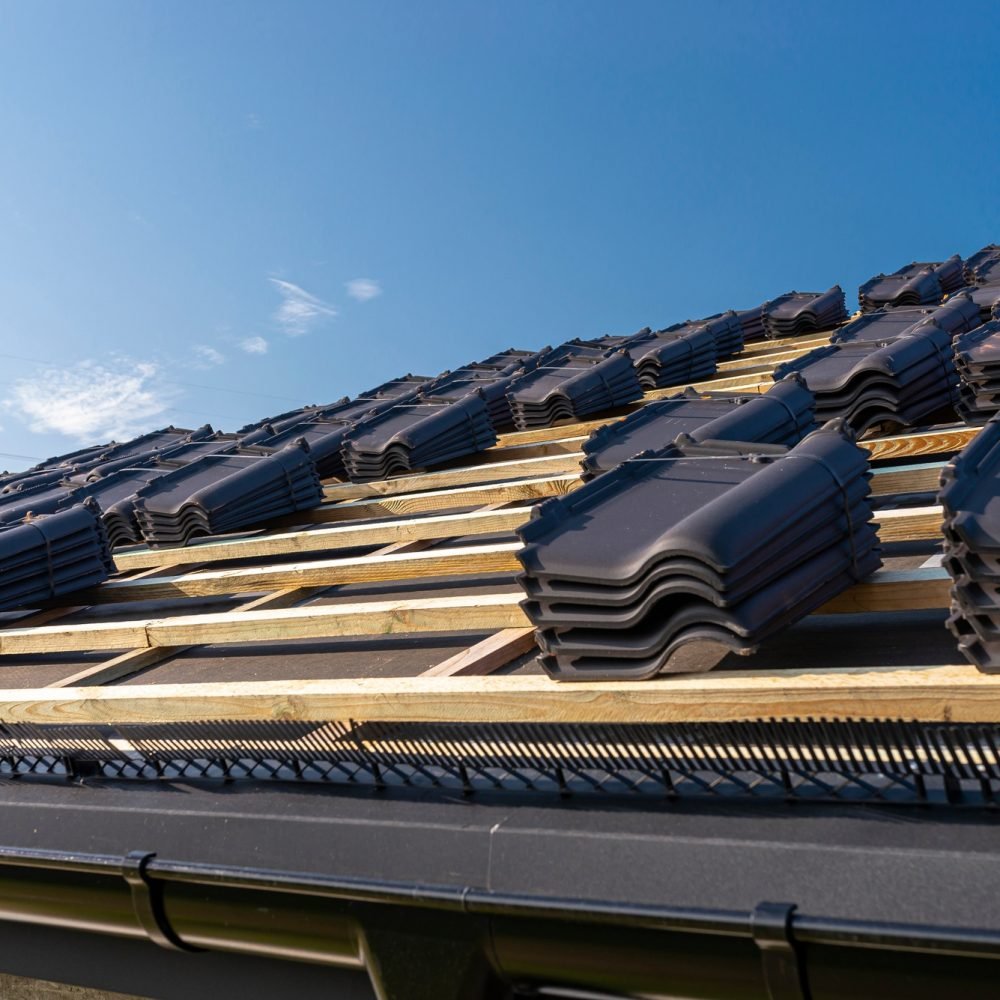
[831,295,982,345]
[0,501,114,611]
[340,392,498,481]
[773,326,959,434]
[580,374,816,478]
[858,255,965,312]
[762,286,848,338]
[940,418,1000,672]
[132,443,324,548]
[516,419,880,680]
[954,320,1000,425]
[506,345,644,430]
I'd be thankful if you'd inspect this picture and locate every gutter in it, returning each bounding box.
[0,845,995,1000]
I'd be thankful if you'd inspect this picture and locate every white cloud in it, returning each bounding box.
[240,336,269,355]
[193,345,225,367]
[246,112,262,129]
[269,278,337,337]
[346,277,381,302]
[3,358,176,441]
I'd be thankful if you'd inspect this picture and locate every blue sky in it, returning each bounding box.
[1,1,999,470]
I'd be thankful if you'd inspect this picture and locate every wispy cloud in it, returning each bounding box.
[240,336,269,355]
[245,112,262,130]
[3,358,176,441]
[269,278,337,337]
[193,345,225,368]
[346,277,382,302]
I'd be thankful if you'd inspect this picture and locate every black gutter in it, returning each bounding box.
[0,841,996,1000]
[1,779,1000,998]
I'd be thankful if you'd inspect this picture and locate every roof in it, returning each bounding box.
[5,250,1000,998]
[0,248,994,774]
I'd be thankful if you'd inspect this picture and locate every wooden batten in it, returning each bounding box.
[112,505,533,571]
[0,664,995,727]
[92,542,525,602]
[0,566,947,658]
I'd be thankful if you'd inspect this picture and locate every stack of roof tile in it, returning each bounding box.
[0,467,173,547]
[735,305,767,342]
[690,312,743,358]
[422,374,521,432]
[340,393,497,480]
[831,296,982,345]
[625,327,718,390]
[964,244,1000,286]
[580,375,815,477]
[516,420,880,680]
[773,327,958,433]
[858,256,965,312]
[940,419,1000,672]
[132,444,323,547]
[79,468,179,547]
[0,502,113,611]
[954,321,1000,424]
[957,244,1000,320]
[415,347,544,432]
[762,287,848,338]
[506,349,643,429]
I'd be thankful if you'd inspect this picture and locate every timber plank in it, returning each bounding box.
[0,664,996,726]
[421,627,537,677]
[92,543,524,602]
[738,332,833,356]
[323,452,584,500]
[874,505,942,543]
[497,419,617,449]
[112,506,532,571]
[869,462,944,496]
[816,567,948,613]
[865,426,978,462]
[308,475,580,522]
[51,543,438,687]
[0,594,529,655]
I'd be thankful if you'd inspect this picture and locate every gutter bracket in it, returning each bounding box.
[752,901,810,1000]
[122,850,199,952]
